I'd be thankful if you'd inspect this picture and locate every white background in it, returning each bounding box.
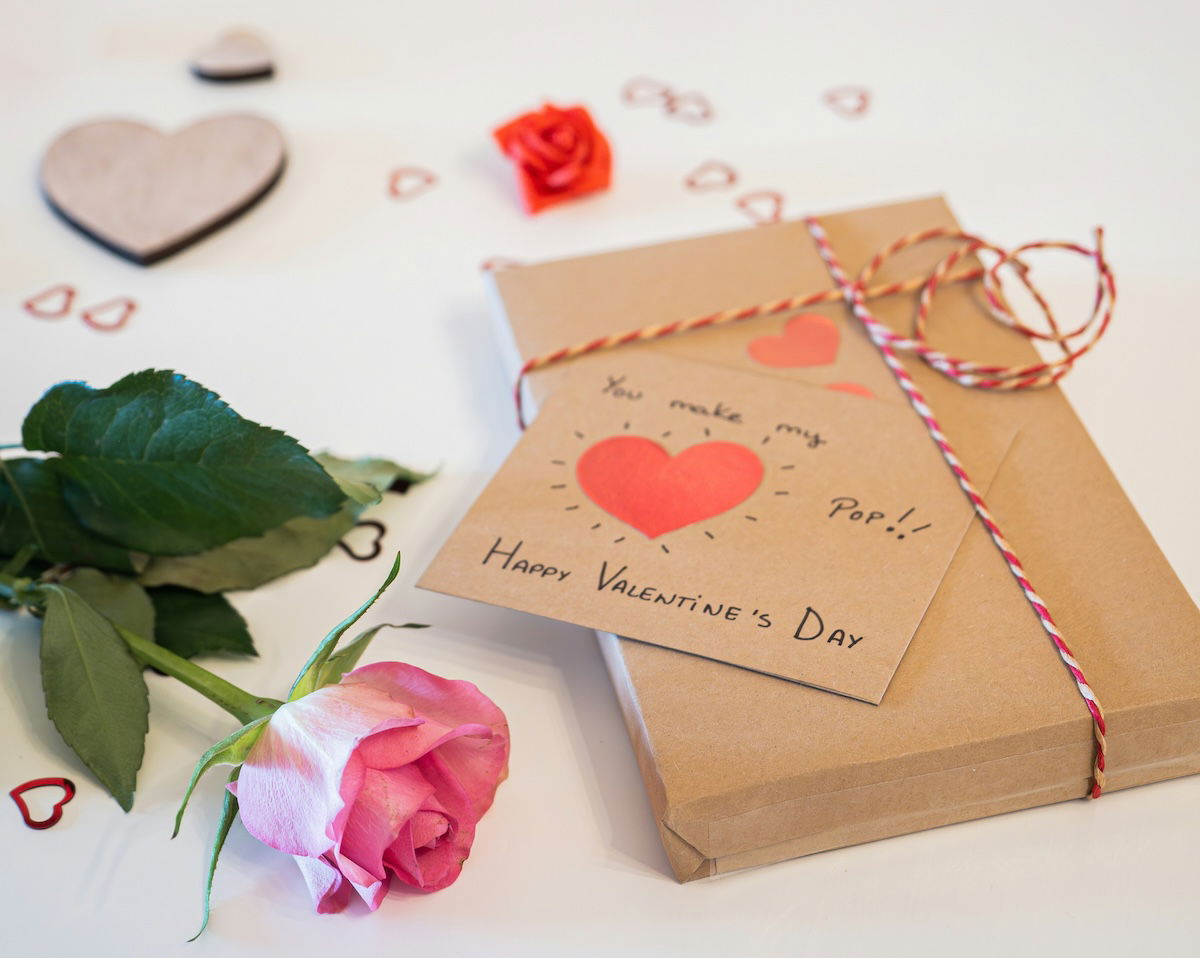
[2,1,1198,955]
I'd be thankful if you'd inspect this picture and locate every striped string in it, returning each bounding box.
[513,220,1115,797]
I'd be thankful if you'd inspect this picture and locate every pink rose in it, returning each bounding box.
[229,661,509,913]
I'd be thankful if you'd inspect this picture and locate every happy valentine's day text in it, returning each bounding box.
[480,537,864,648]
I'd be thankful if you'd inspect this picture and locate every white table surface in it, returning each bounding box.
[2,1,1198,954]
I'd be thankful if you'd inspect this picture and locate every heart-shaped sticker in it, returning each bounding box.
[41,115,286,265]
[9,777,76,830]
[387,167,437,201]
[577,437,763,539]
[748,312,840,368]
[685,160,738,192]
[190,30,274,82]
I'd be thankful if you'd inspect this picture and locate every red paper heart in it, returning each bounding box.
[387,166,437,201]
[9,777,76,830]
[23,283,76,319]
[734,189,784,226]
[576,436,763,538]
[747,312,840,368]
[823,85,871,118]
[826,381,874,399]
[684,160,738,192]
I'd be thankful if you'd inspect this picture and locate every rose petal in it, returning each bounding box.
[236,683,420,856]
[292,853,353,914]
[336,765,435,884]
[343,663,508,739]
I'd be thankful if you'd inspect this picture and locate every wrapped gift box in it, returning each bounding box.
[485,195,1200,880]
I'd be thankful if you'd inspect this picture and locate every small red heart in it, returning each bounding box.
[748,313,840,368]
[577,436,763,539]
[80,297,136,332]
[621,76,673,107]
[665,91,714,124]
[9,777,76,830]
[684,160,738,192]
[823,85,870,118]
[826,381,875,399]
[387,167,437,201]
[23,283,76,319]
[480,256,524,272]
[734,190,784,226]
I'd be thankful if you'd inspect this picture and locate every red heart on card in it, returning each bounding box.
[387,166,436,201]
[685,160,738,192]
[823,85,870,118]
[577,436,763,538]
[826,381,874,399]
[735,190,784,226]
[748,313,839,368]
[9,777,76,830]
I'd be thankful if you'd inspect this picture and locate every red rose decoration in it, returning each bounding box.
[492,103,612,214]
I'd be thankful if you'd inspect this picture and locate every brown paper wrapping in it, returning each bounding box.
[486,195,1200,880]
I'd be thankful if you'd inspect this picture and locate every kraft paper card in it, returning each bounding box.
[421,352,1010,703]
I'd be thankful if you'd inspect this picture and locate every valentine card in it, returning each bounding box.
[421,353,1010,703]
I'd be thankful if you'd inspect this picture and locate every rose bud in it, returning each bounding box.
[230,661,509,913]
[492,103,612,214]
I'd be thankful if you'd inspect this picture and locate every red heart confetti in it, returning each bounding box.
[684,160,738,192]
[826,381,875,399]
[23,283,76,319]
[823,85,871,118]
[665,91,714,124]
[576,436,763,539]
[747,313,840,368]
[734,189,784,226]
[481,257,525,272]
[621,76,673,107]
[9,777,76,830]
[387,167,437,201]
[80,297,136,332]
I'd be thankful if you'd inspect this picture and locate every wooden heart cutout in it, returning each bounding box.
[577,437,763,539]
[748,312,840,368]
[9,777,76,830]
[190,30,274,81]
[685,160,738,192]
[41,115,286,265]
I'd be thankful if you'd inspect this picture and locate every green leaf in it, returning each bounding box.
[22,370,345,556]
[190,766,240,942]
[39,585,150,810]
[149,587,256,659]
[63,568,155,640]
[288,552,403,701]
[0,458,140,573]
[136,453,426,594]
[317,622,428,688]
[173,716,269,838]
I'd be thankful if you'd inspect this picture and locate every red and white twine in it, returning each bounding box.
[514,219,1115,797]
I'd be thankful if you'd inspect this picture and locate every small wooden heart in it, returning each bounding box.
[41,115,286,265]
[190,30,274,82]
